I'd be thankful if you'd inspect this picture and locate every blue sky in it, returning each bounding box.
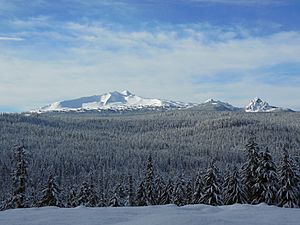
[0,0,300,111]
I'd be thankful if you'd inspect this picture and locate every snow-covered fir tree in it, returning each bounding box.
[98,171,107,207]
[241,137,260,203]
[223,167,247,205]
[115,183,126,206]
[185,181,193,205]
[37,175,61,207]
[77,181,98,207]
[125,175,135,206]
[172,176,186,206]
[277,150,300,208]
[192,173,203,204]
[5,145,29,209]
[145,155,155,205]
[67,187,78,207]
[160,180,173,205]
[200,161,223,206]
[154,175,165,205]
[109,193,120,207]
[252,149,278,205]
[135,181,147,206]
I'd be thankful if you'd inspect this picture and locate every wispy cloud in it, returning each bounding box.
[0,20,300,110]
[0,36,24,41]
[188,0,288,5]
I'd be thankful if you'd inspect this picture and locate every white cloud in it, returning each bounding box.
[188,0,286,5]
[0,36,24,41]
[0,22,300,111]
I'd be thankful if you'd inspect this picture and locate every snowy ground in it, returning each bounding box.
[0,204,299,225]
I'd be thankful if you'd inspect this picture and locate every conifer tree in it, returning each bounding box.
[135,181,147,206]
[9,145,28,209]
[115,183,126,206]
[192,173,203,204]
[200,161,223,206]
[241,137,260,203]
[252,149,278,205]
[68,187,78,207]
[185,181,193,205]
[160,180,173,205]
[125,175,135,206]
[98,171,106,207]
[277,150,300,208]
[145,155,155,205]
[154,175,165,205]
[77,181,98,207]
[38,175,61,207]
[173,177,186,206]
[223,167,247,205]
[109,193,120,207]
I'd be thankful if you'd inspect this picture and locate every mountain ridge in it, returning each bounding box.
[29,92,295,113]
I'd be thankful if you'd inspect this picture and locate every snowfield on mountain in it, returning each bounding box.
[1,204,299,225]
[31,90,195,113]
[30,91,295,113]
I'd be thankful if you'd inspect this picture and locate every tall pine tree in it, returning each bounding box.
[37,175,61,207]
[277,150,300,208]
[145,155,155,205]
[241,137,260,203]
[223,167,247,205]
[135,181,147,206]
[200,161,223,206]
[10,145,28,209]
[172,176,186,206]
[252,149,278,205]
[125,175,135,206]
[192,173,203,204]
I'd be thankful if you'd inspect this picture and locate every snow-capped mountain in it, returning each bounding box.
[205,99,239,111]
[245,97,293,112]
[31,91,196,113]
[191,99,240,111]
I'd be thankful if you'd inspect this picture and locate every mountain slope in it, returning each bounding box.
[245,97,293,112]
[191,99,240,111]
[31,91,195,113]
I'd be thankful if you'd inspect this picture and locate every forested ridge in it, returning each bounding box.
[0,110,300,209]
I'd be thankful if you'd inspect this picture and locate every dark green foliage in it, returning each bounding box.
[1,112,300,209]
[192,173,203,204]
[125,175,135,206]
[277,150,300,208]
[67,187,77,207]
[241,137,260,203]
[252,149,278,205]
[172,177,186,206]
[145,155,155,205]
[224,168,247,205]
[160,180,173,205]
[185,181,193,205]
[109,193,120,207]
[135,181,147,206]
[38,175,61,207]
[154,176,165,205]
[200,161,223,206]
[77,181,98,207]
[9,146,28,209]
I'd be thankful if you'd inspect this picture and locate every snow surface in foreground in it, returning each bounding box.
[0,204,299,225]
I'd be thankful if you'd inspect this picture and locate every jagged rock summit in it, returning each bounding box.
[245,97,293,112]
[29,93,295,114]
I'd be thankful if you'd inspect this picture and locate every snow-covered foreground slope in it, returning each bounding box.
[1,204,299,225]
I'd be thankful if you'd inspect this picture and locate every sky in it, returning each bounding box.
[0,0,300,112]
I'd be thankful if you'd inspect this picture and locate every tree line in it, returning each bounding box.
[1,137,299,210]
